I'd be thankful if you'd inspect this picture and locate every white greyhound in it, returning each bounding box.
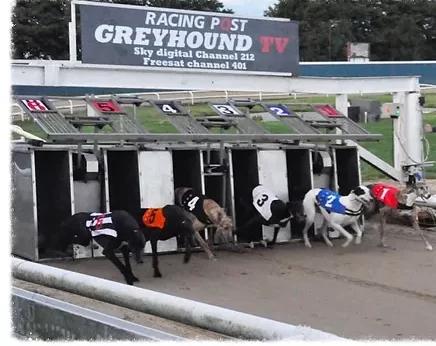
[301,186,373,248]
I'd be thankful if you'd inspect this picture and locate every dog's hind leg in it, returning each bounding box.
[319,219,333,247]
[411,206,433,251]
[301,206,316,248]
[150,238,162,278]
[194,230,217,260]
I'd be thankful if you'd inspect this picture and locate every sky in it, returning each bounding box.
[221,0,277,17]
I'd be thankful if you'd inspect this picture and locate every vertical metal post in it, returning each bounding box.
[404,92,423,165]
[69,1,77,62]
[219,140,226,212]
[392,92,407,178]
[335,94,348,145]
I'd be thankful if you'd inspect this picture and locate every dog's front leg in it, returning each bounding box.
[183,236,192,264]
[150,238,162,278]
[349,221,363,245]
[267,227,281,248]
[102,245,134,285]
[120,245,139,283]
[330,223,354,247]
[411,206,433,251]
[194,231,216,260]
[378,206,389,248]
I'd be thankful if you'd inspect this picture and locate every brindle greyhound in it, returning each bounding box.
[367,183,433,251]
[174,187,234,260]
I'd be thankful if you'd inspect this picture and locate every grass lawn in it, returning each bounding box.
[12,93,436,181]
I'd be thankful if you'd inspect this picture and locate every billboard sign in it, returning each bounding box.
[78,1,300,75]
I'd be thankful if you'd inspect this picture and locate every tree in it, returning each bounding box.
[264,0,436,61]
[12,0,233,60]
[12,0,70,59]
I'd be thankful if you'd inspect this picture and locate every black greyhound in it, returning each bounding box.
[136,205,194,278]
[236,185,306,247]
[59,210,146,285]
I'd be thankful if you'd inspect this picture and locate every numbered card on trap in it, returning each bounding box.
[266,104,294,117]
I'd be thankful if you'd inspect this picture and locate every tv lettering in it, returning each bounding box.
[259,37,290,54]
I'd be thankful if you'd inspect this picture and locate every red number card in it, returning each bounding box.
[91,101,121,113]
[22,99,49,111]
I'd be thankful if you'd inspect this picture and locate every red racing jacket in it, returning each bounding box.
[371,183,400,209]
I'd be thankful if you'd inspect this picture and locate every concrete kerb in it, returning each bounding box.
[11,257,347,341]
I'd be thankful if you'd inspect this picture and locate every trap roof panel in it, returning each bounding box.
[85,97,149,134]
[148,100,211,134]
[313,104,371,135]
[260,103,321,135]
[208,102,269,134]
[14,95,81,135]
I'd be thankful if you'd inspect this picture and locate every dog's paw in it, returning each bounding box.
[266,241,276,248]
[125,277,135,285]
[355,237,362,245]
[132,276,140,282]
[260,240,268,248]
[248,242,255,249]
[304,242,312,248]
[326,242,334,247]
[342,241,352,248]
[426,244,433,251]
[153,271,163,278]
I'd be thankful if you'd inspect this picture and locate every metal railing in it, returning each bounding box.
[11,85,435,122]
[9,90,315,122]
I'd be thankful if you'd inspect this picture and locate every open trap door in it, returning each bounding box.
[286,148,313,240]
[172,149,205,247]
[12,150,38,261]
[229,148,262,243]
[34,150,73,260]
[71,151,102,259]
[257,149,291,244]
[201,149,232,245]
[138,150,178,254]
[332,146,364,235]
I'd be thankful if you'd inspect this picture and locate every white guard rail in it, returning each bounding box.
[12,257,346,341]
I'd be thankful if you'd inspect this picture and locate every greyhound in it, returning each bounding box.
[58,210,146,285]
[301,186,373,248]
[235,184,305,248]
[136,205,196,278]
[367,183,433,251]
[175,187,234,260]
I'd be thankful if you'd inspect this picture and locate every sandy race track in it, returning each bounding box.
[45,219,436,341]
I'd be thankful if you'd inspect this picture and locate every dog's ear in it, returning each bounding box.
[352,186,366,196]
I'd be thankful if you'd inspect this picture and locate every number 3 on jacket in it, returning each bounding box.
[142,208,166,229]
